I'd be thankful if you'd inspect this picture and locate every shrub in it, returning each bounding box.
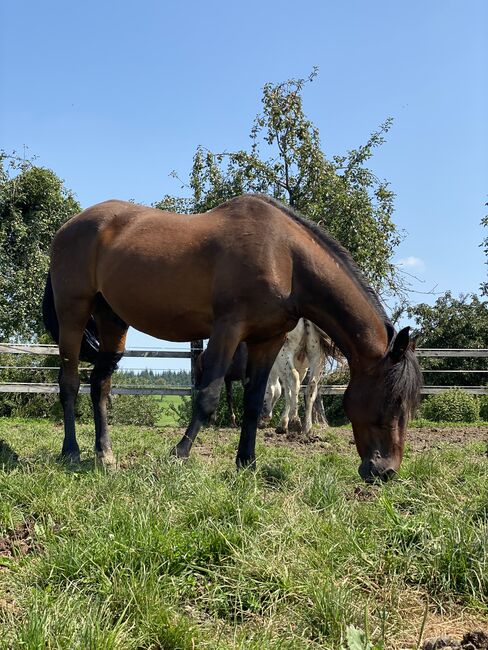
[420,390,480,423]
[0,392,160,426]
[479,395,488,421]
[108,394,160,426]
[322,395,349,426]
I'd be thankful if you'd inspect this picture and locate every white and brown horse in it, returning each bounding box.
[261,319,339,436]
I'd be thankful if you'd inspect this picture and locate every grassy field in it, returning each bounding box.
[0,418,487,649]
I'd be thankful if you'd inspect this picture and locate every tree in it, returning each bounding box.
[481,206,487,297]
[0,153,80,341]
[157,70,403,296]
[407,292,488,386]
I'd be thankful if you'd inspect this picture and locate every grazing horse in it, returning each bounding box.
[261,318,338,436]
[42,194,421,482]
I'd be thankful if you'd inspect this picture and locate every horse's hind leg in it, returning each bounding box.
[171,324,243,460]
[91,299,128,467]
[57,301,93,462]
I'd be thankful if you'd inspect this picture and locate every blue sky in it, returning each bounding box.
[1,1,486,370]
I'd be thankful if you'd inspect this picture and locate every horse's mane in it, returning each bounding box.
[252,194,390,325]
[250,194,423,415]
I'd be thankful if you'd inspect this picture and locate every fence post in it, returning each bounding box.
[190,340,204,404]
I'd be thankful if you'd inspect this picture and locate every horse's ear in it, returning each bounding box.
[390,326,411,363]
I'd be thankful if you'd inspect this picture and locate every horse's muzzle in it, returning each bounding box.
[358,458,397,483]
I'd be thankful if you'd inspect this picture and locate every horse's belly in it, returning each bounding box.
[100,272,214,342]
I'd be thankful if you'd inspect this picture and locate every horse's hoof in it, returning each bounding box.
[96,450,117,469]
[275,426,287,435]
[289,417,303,433]
[258,417,270,429]
[236,456,256,471]
[169,446,189,462]
[59,452,81,464]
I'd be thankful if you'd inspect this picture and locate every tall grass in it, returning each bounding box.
[0,418,487,649]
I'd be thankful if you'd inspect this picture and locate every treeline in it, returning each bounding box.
[113,369,191,387]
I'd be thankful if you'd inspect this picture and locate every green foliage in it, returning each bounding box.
[342,625,384,650]
[0,153,80,341]
[420,390,480,423]
[407,291,488,386]
[481,206,487,297]
[0,391,160,426]
[158,71,403,297]
[480,395,488,421]
[108,394,160,427]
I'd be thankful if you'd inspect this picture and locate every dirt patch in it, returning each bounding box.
[406,426,488,453]
[0,520,37,558]
[165,425,488,463]
[423,630,488,649]
[263,425,488,454]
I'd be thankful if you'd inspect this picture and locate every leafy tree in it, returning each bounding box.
[407,292,488,386]
[0,153,80,341]
[157,70,403,296]
[481,206,487,297]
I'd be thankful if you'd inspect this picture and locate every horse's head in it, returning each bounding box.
[343,327,422,483]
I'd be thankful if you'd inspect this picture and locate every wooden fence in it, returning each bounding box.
[0,343,486,396]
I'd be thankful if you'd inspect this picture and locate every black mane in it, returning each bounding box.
[253,194,423,415]
[253,194,390,326]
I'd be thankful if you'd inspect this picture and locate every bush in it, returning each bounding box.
[108,394,160,426]
[0,392,160,426]
[420,390,480,423]
[322,395,349,426]
[479,395,488,421]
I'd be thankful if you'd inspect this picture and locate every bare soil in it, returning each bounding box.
[423,629,488,649]
[261,424,488,454]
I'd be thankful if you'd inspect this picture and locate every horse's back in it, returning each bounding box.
[49,196,298,342]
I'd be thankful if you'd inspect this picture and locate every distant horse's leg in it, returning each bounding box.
[225,378,237,428]
[91,305,128,467]
[171,326,242,460]
[237,335,285,468]
[57,301,92,462]
[259,367,281,427]
[303,358,324,436]
[277,365,302,434]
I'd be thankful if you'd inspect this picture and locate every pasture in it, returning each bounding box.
[1,418,487,649]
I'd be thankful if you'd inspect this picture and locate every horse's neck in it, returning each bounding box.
[293,248,388,371]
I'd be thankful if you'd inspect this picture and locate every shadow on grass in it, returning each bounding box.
[0,438,20,471]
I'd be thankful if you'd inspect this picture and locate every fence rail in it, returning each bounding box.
[0,344,486,395]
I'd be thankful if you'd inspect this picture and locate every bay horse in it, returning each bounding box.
[42,194,421,482]
[261,318,339,436]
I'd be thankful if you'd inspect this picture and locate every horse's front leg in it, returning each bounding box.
[237,335,286,469]
[171,325,242,460]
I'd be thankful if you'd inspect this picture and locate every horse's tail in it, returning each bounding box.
[42,272,100,364]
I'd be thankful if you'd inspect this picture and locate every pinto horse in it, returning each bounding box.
[262,318,339,436]
[42,194,421,482]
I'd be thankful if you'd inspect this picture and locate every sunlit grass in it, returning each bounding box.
[0,418,487,649]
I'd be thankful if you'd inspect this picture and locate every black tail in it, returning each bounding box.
[42,272,100,364]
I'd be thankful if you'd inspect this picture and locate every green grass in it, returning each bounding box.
[0,418,487,649]
[154,395,184,426]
